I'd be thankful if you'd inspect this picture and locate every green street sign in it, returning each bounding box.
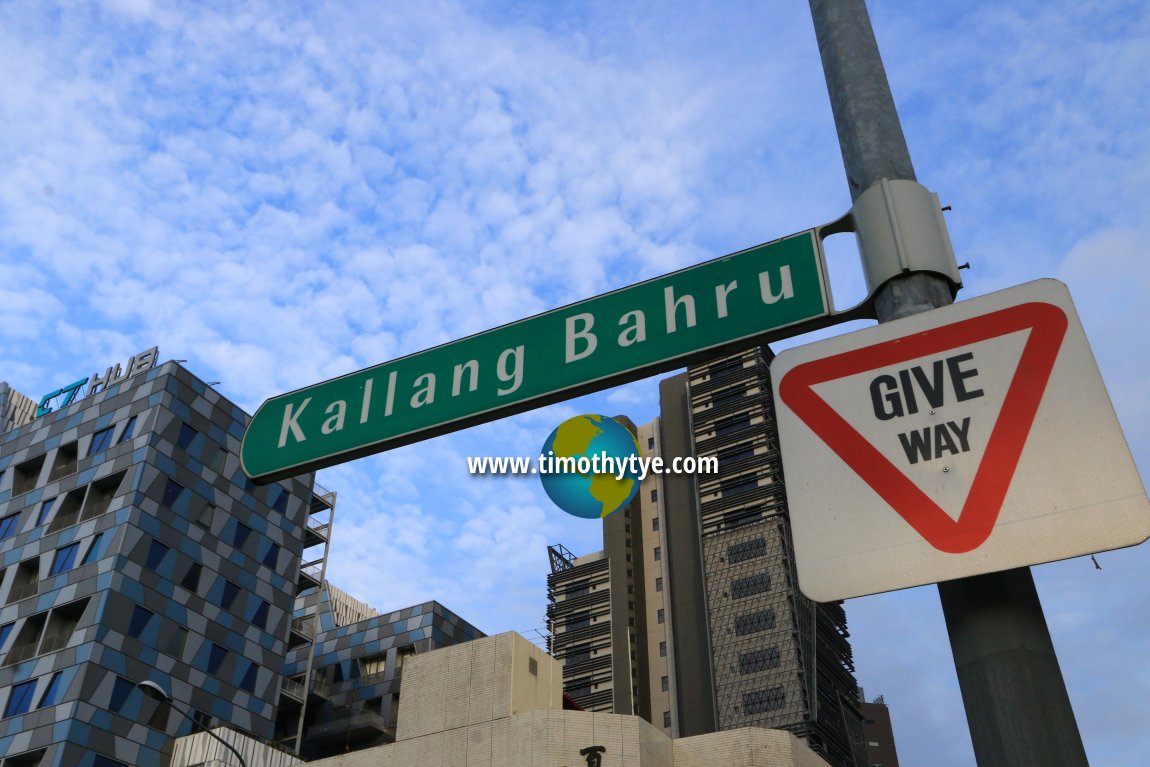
[242,230,838,483]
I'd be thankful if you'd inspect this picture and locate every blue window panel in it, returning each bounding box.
[50,543,81,575]
[220,580,241,610]
[0,622,13,651]
[128,605,154,638]
[271,487,289,514]
[81,532,107,565]
[92,755,130,767]
[232,522,252,550]
[4,679,37,718]
[88,426,115,456]
[251,600,270,630]
[261,542,280,569]
[117,416,138,444]
[0,512,20,541]
[176,423,199,450]
[160,478,185,508]
[239,662,259,693]
[38,671,65,708]
[206,643,228,675]
[108,676,135,712]
[36,497,56,526]
[146,539,170,570]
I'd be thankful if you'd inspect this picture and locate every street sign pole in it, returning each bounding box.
[808,2,1088,765]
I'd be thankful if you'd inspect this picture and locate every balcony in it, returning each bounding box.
[280,676,306,702]
[296,559,323,591]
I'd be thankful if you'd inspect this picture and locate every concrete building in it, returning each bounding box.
[172,631,829,767]
[0,354,328,767]
[549,349,868,767]
[858,697,899,767]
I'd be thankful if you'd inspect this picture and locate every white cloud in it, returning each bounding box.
[1,1,1147,764]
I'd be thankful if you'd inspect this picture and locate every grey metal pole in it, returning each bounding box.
[807,2,1089,765]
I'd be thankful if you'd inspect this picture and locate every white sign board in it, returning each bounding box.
[773,279,1150,602]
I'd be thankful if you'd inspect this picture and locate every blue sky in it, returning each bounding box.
[2,1,1148,764]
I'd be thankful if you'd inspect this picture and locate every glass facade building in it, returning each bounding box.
[0,362,320,767]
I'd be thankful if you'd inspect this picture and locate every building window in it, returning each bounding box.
[117,415,138,444]
[360,652,387,677]
[566,677,593,698]
[81,532,107,565]
[219,580,241,610]
[206,643,228,675]
[651,517,659,532]
[37,672,64,709]
[3,680,37,718]
[648,437,655,449]
[727,537,767,563]
[93,757,130,767]
[231,522,252,550]
[108,676,135,713]
[661,675,669,692]
[743,686,786,714]
[251,600,270,630]
[88,426,115,456]
[239,662,259,693]
[567,612,591,630]
[738,647,781,674]
[657,609,665,624]
[714,414,751,437]
[163,627,188,659]
[659,641,666,657]
[128,605,154,639]
[160,478,185,508]
[36,498,55,526]
[193,504,214,531]
[145,539,170,570]
[49,543,81,576]
[663,711,671,728]
[734,609,776,637]
[176,423,199,450]
[650,489,658,502]
[179,562,202,593]
[566,643,592,666]
[653,546,661,561]
[190,709,212,733]
[0,622,13,651]
[721,476,759,498]
[655,577,663,592]
[0,512,21,541]
[731,573,771,599]
[262,542,280,569]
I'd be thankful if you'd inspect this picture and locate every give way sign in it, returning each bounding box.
[773,279,1150,602]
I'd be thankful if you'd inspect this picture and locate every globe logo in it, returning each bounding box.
[539,414,641,519]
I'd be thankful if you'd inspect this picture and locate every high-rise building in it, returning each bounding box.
[0,356,327,767]
[547,348,868,767]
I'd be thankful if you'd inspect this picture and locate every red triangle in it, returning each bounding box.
[778,301,1067,554]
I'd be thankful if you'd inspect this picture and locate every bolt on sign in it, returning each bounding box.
[243,231,844,484]
[773,279,1150,602]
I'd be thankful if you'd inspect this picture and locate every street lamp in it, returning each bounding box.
[136,681,248,767]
